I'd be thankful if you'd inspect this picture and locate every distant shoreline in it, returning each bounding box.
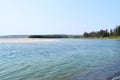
[0,37,120,43]
[0,38,59,42]
[80,37,120,40]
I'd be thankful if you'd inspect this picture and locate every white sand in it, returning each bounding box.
[0,38,59,42]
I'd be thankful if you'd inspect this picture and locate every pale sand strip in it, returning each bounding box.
[0,38,59,42]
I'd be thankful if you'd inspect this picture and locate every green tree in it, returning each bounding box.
[114,25,120,36]
[83,32,89,37]
[82,25,120,38]
[110,29,113,36]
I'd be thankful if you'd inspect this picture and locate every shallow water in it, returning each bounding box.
[0,39,120,80]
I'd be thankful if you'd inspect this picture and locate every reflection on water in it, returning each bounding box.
[0,39,120,80]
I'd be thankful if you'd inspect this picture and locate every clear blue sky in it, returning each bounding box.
[0,0,120,35]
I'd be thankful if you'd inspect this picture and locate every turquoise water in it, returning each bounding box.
[0,39,120,80]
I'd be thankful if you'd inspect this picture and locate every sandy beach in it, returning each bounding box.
[0,38,59,42]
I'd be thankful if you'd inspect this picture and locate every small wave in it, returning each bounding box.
[112,75,120,80]
[70,65,120,80]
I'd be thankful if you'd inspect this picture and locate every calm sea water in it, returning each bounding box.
[0,39,120,80]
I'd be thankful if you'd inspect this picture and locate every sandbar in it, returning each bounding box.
[0,38,59,42]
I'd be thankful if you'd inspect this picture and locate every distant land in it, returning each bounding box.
[82,25,120,39]
[0,35,81,38]
[0,25,119,39]
[0,35,29,38]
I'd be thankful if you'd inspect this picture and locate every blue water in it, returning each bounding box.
[0,39,120,80]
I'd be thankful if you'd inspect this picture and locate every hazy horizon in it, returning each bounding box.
[0,0,120,35]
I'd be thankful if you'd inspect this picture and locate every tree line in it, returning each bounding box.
[83,25,120,38]
[29,35,69,38]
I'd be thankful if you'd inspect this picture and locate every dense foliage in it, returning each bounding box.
[83,25,120,38]
[29,35,69,38]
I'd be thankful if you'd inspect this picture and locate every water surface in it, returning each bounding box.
[0,39,120,80]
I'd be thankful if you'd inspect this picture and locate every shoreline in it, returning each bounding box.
[75,37,120,40]
[0,38,59,42]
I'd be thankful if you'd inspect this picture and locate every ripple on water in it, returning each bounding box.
[0,39,120,80]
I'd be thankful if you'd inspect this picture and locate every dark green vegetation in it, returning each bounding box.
[29,35,69,38]
[29,26,120,39]
[83,25,120,39]
[28,35,84,38]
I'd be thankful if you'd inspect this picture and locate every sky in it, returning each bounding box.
[0,0,120,35]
